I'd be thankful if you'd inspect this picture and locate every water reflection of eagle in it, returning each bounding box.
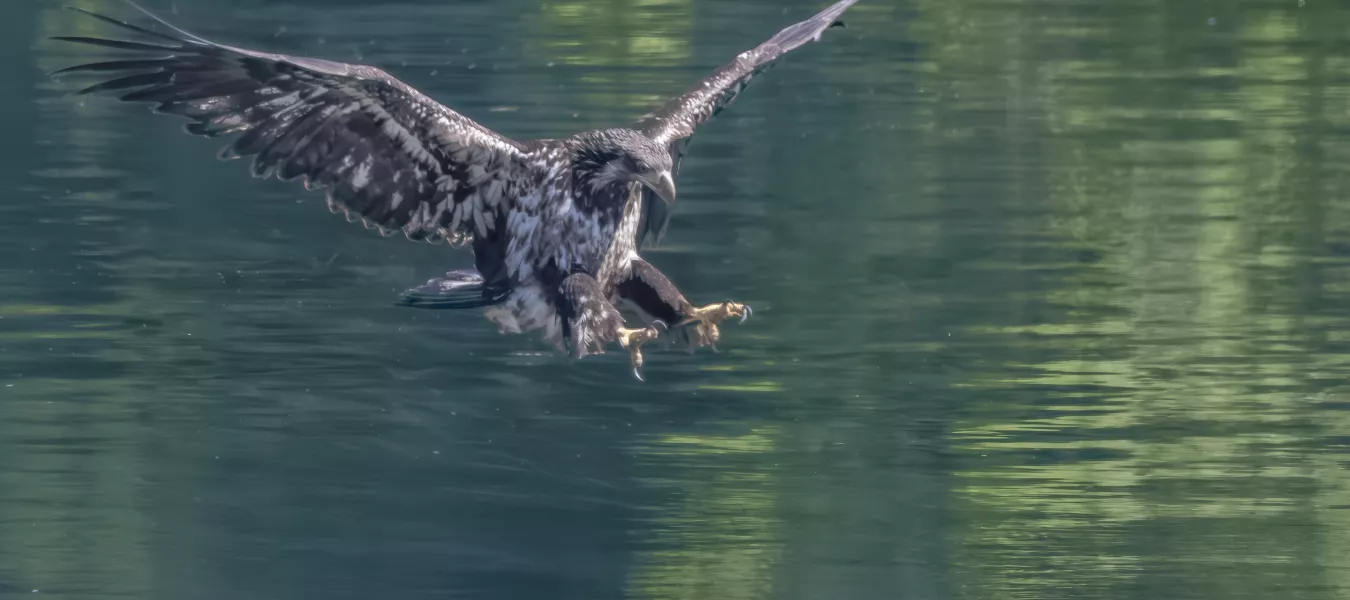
[54,0,860,379]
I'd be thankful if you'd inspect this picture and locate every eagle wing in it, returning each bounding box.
[634,0,860,246]
[53,5,533,245]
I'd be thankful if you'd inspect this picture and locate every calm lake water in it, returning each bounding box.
[4,0,1350,598]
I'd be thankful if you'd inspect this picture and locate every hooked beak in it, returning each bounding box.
[642,170,677,205]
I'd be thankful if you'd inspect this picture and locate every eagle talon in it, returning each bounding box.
[679,301,752,329]
[618,324,662,381]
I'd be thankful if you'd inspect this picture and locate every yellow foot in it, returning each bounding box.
[681,301,752,327]
[691,322,721,351]
[618,322,665,381]
[677,301,751,352]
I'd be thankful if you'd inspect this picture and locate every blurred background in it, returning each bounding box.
[4,0,1350,598]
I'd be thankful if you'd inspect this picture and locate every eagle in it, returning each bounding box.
[53,0,860,379]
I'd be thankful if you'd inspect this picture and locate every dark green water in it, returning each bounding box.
[5,0,1350,598]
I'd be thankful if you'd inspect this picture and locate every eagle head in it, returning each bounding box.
[573,129,676,205]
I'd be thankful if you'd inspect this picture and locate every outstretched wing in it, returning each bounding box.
[53,4,533,244]
[634,0,860,246]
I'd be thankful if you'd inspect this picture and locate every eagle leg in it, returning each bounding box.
[615,258,751,353]
[560,273,661,379]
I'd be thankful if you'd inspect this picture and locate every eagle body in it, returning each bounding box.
[481,136,643,348]
[53,0,861,376]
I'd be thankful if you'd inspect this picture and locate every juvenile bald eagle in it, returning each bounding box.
[54,0,860,378]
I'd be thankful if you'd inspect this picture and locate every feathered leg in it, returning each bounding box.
[614,258,751,352]
[559,273,662,379]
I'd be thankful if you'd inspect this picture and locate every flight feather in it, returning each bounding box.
[53,4,533,244]
[633,0,859,246]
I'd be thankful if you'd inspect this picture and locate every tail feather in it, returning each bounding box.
[397,269,508,310]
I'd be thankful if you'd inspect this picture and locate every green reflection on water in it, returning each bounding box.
[924,0,1350,596]
[8,0,1350,598]
[629,428,782,600]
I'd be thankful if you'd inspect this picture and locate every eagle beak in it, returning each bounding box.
[644,170,677,205]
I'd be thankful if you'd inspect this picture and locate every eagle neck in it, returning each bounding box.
[568,142,631,225]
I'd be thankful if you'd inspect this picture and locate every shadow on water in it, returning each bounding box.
[4,0,1350,598]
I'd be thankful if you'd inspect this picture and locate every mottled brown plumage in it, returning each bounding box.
[53,0,859,378]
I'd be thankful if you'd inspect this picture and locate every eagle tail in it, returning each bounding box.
[397,270,508,310]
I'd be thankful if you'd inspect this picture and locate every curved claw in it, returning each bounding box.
[740,305,753,324]
[619,323,662,382]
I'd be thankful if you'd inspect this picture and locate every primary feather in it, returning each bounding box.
[56,4,531,246]
[634,0,859,246]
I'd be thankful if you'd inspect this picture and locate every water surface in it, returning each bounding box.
[4,0,1350,598]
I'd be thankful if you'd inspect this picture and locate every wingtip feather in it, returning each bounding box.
[63,4,191,45]
[50,35,179,52]
[122,0,213,44]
